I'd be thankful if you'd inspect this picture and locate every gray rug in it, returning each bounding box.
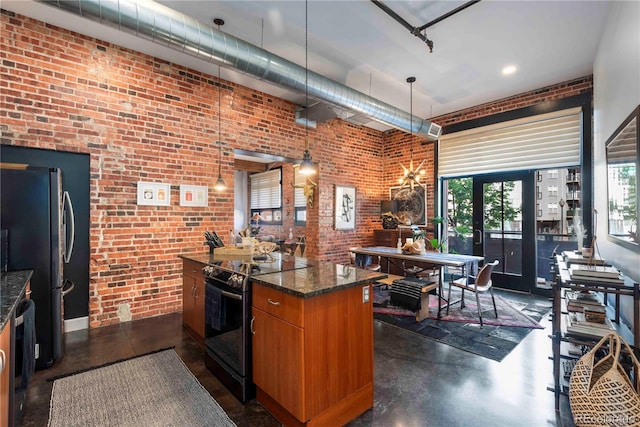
[48,349,236,427]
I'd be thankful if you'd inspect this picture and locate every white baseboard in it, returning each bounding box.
[64,316,89,332]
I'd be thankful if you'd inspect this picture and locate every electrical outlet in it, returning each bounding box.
[362,285,370,303]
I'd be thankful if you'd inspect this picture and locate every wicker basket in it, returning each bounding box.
[569,332,640,426]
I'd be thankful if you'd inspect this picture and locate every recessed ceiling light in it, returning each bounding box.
[502,65,517,76]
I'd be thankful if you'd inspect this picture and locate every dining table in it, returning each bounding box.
[350,246,485,318]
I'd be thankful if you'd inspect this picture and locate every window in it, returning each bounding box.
[293,165,307,225]
[548,185,558,197]
[536,185,542,200]
[547,169,558,179]
[537,172,542,182]
[548,203,558,214]
[537,203,542,217]
[250,169,282,221]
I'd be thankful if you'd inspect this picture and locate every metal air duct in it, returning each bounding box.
[38,0,441,140]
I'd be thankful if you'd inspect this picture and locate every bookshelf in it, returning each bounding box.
[549,251,640,412]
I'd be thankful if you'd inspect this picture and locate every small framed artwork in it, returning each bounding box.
[137,182,171,206]
[273,210,282,222]
[179,185,208,207]
[335,185,356,230]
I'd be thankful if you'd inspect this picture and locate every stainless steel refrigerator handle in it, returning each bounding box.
[63,191,75,263]
[62,279,75,296]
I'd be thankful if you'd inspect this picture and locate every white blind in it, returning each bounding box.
[293,166,306,208]
[250,169,281,209]
[439,107,582,177]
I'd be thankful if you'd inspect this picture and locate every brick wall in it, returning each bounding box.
[1,11,386,327]
[430,76,593,126]
[1,10,593,328]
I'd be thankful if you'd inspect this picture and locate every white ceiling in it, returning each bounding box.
[4,0,611,132]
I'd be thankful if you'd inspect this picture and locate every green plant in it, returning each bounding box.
[429,237,446,252]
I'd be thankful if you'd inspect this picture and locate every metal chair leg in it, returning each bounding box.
[446,282,453,315]
[490,287,498,318]
[475,291,483,327]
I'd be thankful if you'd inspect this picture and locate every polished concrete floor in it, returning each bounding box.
[20,290,575,427]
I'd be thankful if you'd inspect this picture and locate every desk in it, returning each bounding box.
[351,247,484,318]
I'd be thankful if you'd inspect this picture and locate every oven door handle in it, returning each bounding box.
[221,290,243,301]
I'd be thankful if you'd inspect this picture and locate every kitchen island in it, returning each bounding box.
[251,261,385,426]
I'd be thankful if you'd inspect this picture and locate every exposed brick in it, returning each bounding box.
[0,11,593,328]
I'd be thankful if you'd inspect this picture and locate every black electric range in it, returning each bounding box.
[202,252,308,402]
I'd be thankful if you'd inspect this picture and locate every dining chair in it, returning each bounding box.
[446,260,499,326]
[349,246,382,272]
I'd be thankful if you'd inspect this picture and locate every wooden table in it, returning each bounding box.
[351,246,484,318]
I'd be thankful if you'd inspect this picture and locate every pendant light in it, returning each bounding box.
[213,18,226,191]
[398,76,426,190]
[299,0,316,176]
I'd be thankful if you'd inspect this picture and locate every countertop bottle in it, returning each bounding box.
[229,229,235,246]
[289,228,294,240]
[396,238,402,253]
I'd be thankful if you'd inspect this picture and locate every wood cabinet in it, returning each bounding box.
[252,282,374,426]
[0,320,11,427]
[182,259,206,342]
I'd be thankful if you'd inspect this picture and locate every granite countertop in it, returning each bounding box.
[179,252,217,265]
[251,261,387,298]
[1,270,33,332]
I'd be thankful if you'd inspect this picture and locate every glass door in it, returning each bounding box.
[472,172,535,292]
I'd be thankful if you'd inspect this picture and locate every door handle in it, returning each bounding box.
[0,349,5,373]
[474,229,483,245]
[62,279,75,296]
[250,316,255,335]
[63,191,75,263]
[267,298,281,306]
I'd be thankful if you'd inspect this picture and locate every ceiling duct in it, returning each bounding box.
[37,0,441,140]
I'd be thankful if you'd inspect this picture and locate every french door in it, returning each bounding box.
[472,172,536,292]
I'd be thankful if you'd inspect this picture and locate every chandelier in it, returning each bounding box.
[398,76,426,190]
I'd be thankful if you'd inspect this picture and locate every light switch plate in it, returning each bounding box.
[362,285,370,303]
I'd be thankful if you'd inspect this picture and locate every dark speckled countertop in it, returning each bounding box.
[251,260,387,298]
[178,251,387,298]
[1,270,33,332]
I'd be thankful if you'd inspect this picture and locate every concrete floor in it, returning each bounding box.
[19,291,575,427]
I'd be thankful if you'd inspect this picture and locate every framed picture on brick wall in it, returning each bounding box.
[180,184,208,207]
[390,186,426,226]
[137,181,171,206]
[335,185,356,230]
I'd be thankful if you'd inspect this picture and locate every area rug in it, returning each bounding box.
[374,288,551,361]
[48,349,236,427]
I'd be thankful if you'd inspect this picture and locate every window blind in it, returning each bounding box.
[293,166,306,208]
[250,169,281,209]
[439,107,582,178]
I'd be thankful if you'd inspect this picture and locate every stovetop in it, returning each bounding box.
[204,252,308,277]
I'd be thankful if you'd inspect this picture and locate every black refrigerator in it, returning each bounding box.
[1,167,75,369]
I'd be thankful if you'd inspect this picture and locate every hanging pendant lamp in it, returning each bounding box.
[398,76,426,190]
[213,18,227,191]
[299,0,316,176]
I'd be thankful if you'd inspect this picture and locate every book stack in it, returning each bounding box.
[565,291,602,312]
[563,251,608,266]
[566,311,615,339]
[569,264,623,284]
[583,305,606,323]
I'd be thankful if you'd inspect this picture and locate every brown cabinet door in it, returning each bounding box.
[252,307,305,421]
[192,279,205,337]
[182,272,196,330]
[0,323,11,427]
